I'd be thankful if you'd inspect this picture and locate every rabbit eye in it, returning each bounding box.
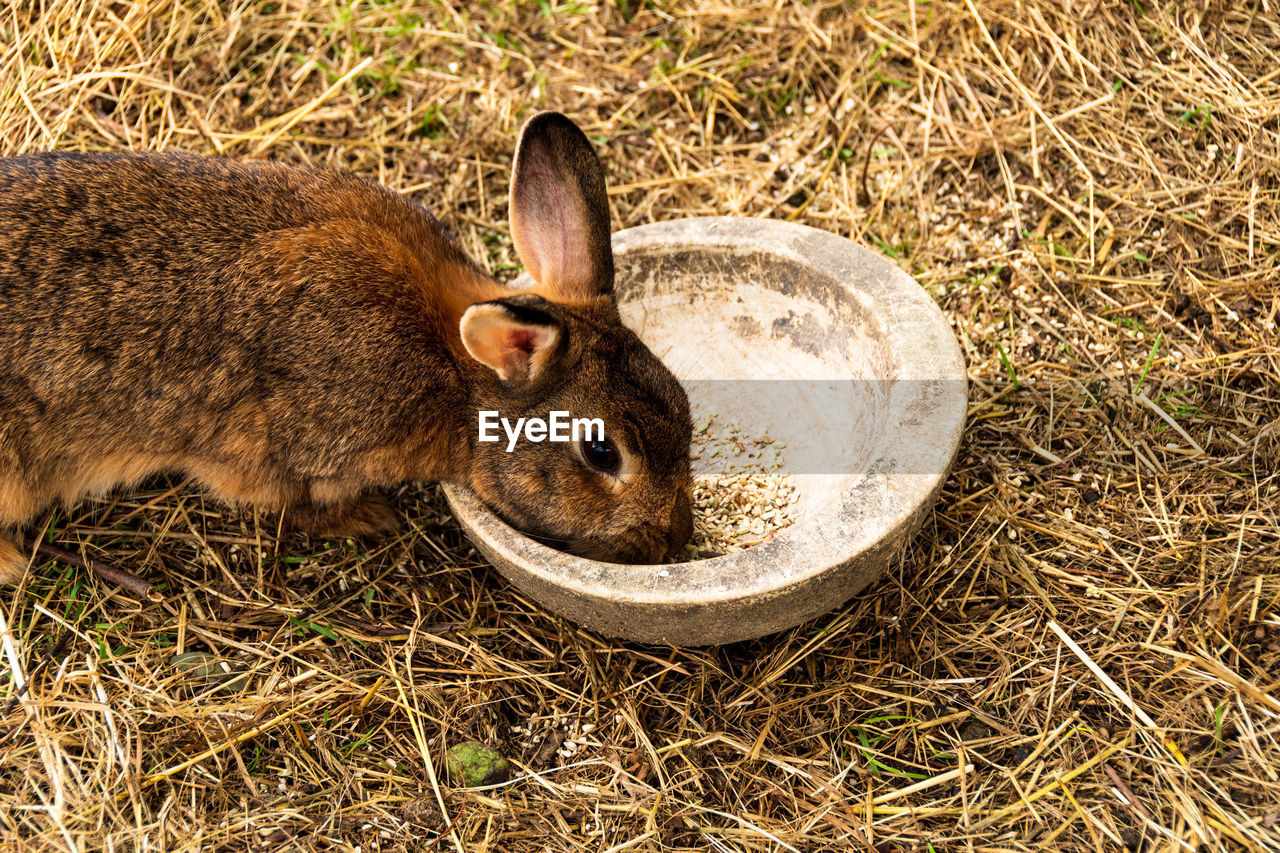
[581,437,620,474]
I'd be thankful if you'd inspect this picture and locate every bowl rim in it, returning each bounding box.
[443,216,967,611]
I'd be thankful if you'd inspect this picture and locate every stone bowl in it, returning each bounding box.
[442,217,967,646]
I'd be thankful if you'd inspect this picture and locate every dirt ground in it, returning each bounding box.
[1,1,1278,851]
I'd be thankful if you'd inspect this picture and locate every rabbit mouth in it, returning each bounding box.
[493,504,682,564]
[561,525,677,565]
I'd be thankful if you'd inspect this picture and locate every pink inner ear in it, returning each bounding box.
[512,141,607,300]
[506,328,539,357]
[514,202,577,295]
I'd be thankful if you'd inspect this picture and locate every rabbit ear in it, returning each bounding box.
[510,111,615,303]
[459,298,562,383]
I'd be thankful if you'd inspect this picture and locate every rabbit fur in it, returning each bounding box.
[0,111,694,581]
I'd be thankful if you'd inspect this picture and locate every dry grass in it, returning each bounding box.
[2,0,1279,850]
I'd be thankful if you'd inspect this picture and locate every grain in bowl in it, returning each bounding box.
[679,412,799,560]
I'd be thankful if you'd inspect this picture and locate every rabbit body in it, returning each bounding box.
[0,114,694,579]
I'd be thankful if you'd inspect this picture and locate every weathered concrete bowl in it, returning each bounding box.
[443,218,966,646]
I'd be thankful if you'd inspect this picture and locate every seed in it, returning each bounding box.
[677,411,800,561]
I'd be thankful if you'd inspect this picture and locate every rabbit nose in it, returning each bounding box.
[664,489,693,559]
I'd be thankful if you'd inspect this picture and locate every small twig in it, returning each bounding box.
[35,543,163,603]
[419,798,467,853]
[860,124,893,207]
[1103,761,1153,821]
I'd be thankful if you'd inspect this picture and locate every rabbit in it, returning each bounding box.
[0,111,694,584]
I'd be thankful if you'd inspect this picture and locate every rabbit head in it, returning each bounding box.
[458,113,694,564]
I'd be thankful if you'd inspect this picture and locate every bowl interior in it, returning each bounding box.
[614,242,894,528]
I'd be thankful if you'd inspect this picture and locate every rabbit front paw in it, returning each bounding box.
[288,493,400,540]
[0,535,27,586]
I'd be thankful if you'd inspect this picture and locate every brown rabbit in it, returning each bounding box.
[0,111,694,583]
